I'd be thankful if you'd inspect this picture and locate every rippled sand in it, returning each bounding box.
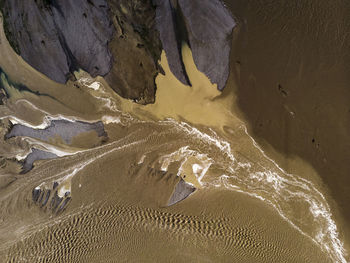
[0,12,347,263]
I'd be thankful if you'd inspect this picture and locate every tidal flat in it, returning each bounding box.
[0,1,349,262]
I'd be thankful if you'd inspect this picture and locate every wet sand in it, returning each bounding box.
[224,0,350,248]
[0,9,348,263]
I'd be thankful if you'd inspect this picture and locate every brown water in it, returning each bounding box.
[0,9,348,263]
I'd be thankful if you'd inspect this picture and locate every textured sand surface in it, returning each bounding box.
[0,7,348,263]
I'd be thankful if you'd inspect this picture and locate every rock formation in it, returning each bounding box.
[0,0,162,104]
[0,0,115,83]
[6,119,107,144]
[32,181,71,214]
[167,178,195,206]
[0,0,236,102]
[154,0,191,86]
[154,0,236,90]
[22,148,58,173]
[105,0,162,104]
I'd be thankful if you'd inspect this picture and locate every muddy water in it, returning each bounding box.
[0,12,347,263]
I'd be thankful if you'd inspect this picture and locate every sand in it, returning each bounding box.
[0,8,347,263]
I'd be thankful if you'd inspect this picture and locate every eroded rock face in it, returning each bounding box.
[6,119,107,144]
[22,149,57,173]
[154,0,191,86]
[0,0,115,83]
[167,178,195,206]
[32,181,71,215]
[0,0,235,102]
[106,0,162,104]
[179,0,236,90]
[0,0,163,104]
[154,0,236,90]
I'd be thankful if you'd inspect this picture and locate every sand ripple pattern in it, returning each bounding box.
[6,203,305,263]
[0,111,342,262]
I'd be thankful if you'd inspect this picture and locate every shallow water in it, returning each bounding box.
[0,11,348,263]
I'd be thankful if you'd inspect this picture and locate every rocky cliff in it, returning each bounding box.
[105,0,162,104]
[154,0,236,90]
[0,0,163,104]
[0,0,236,103]
[0,0,115,83]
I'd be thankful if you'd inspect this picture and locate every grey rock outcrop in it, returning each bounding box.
[1,0,235,101]
[154,0,236,90]
[167,178,195,206]
[154,0,191,86]
[32,181,71,214]
[0,0,115,83]
[1,0,163,104]
[6,119,107,144]
[179,0,236,90]
[22,149,58,173]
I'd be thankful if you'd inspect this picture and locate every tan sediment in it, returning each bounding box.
[119,44,241,130]
[0,14,103,121]
[1,143,331,262]
[0,10,344,263]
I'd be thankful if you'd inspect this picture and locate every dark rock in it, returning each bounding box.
[41,189,51,207]
[167,178,195,206]
[0,0,114,83]
[105,0,162,104]
[178,0,236,90]
[154,0,191,86]
[22,149,58,173]
[1,0,235,102]
[154,0,236,90]
[38,189,44,204]
[32,188,41,203]
[1,0,162,104]
[6,119,107,144]
[33,183,71,214]
[50,190,63,211]
[56,196,71,214]
[0,89,6,105]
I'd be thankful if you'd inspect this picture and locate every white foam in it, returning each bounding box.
[165,119,236,163]
[159,146,192,172]
[163,119,347,262]
[7,116,50,129]
[102,115,121,124]
[5,94,346,261]
[77,76,100,90]
[22,138,82,157]
[52,138,148,193]
[228,125,348,263]
[15,148,33,161]
[192,162,212,184]
[10,99,104,127]
[58,184,71,198]
[192,164,202,174]
[78,76,122,113]
[87,82,101,91]
[158,146,212,186]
